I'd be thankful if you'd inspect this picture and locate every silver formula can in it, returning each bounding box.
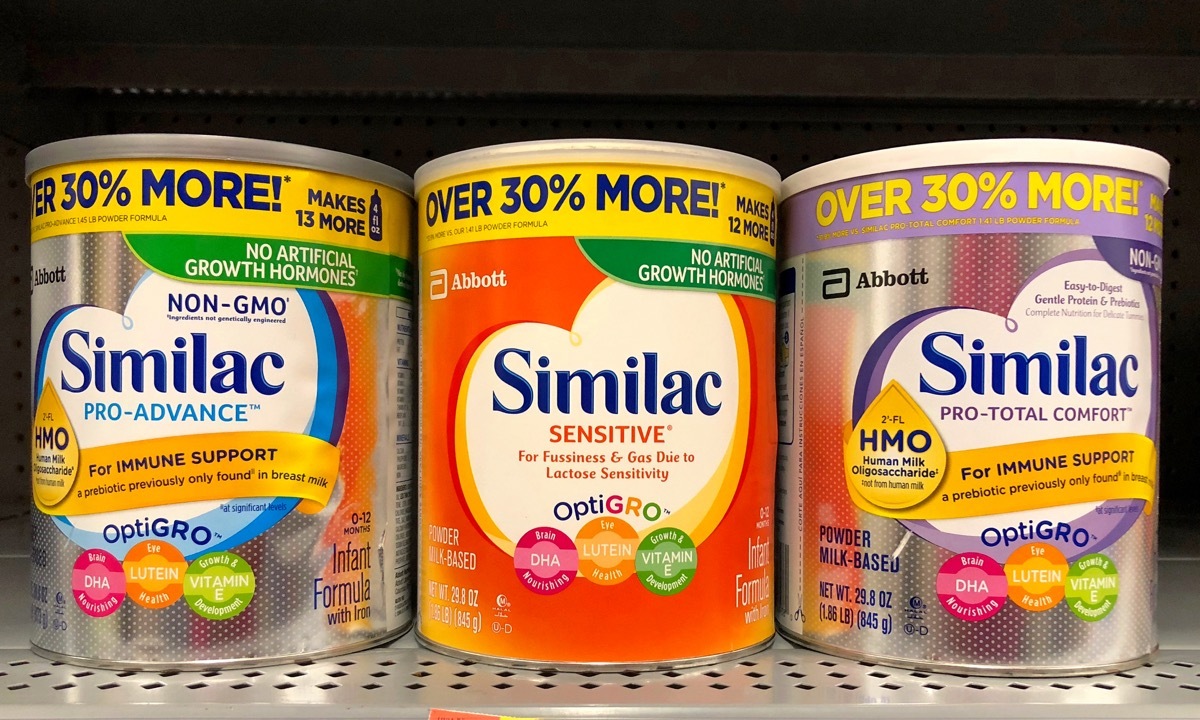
[26,134,415,669]
[776,139,1168,675]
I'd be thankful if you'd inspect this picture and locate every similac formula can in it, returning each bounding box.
[776,139,1169,675]
[416,140,780,669]
[26,135,416,669]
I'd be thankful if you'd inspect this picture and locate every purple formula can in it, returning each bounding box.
[776,140,1169,674]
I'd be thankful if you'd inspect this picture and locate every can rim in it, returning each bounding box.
[25,134,414,196]
[414,138,781,192]
[781,138,1171,198]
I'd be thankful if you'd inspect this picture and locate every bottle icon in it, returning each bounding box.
[368,189,383,241]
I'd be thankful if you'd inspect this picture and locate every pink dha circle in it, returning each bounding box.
[72,548,126,618]
[514,527,578,596]
[936,552,1007,622]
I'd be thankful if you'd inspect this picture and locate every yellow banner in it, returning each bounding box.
[418,162,777,253]
[35,430,339,517]
[30,159,413,257]
[847,433,1155,520]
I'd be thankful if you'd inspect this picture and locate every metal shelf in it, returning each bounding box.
[1,506,1198,719]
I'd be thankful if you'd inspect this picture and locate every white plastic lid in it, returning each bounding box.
[27,134,414,196]
[415,138,780,192]
[782,139,1170,198]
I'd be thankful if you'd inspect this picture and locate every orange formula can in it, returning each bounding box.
[416,140,780,669]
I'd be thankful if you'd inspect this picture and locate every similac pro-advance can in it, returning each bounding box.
[776,139,1168,674]
[416,139,780,669]
[26,135,415,668]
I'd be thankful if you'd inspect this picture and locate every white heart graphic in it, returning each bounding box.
[459,281,747,551]
[39,273,321,534]
[875,254,1152,538]
[42,273,319,448]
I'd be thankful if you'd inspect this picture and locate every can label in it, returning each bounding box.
[29,158,414,663]
[778,161,1164,667]
[419,161,777,664]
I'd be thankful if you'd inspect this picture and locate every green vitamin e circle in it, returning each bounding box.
[1065,553,1119,622]
[635,527,697,596]
[183,551,256,620]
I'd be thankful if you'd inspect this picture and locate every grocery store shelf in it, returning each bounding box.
[3,3,1200,717]
[5,642,1200,720]
[2,507,1199,719]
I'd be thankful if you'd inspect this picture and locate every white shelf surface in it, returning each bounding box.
[2,505,1199,719]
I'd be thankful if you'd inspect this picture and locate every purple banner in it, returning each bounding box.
[1094,236,1164,286]
[783,163,1166,255]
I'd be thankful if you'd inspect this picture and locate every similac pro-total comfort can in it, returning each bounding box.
[26,135,415,668]
[416,139,780,669]
[776,139,1168,674]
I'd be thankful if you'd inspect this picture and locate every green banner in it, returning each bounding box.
[125,233,413,300]
[577,237,775,300]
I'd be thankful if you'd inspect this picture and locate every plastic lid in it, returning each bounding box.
[26,133,414,195]
[782,139,1170,198]
[415,138,780,192]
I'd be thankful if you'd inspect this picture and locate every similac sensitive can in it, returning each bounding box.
[777,139,1169,675]
[416,140,780,669]
[26,135,415,669]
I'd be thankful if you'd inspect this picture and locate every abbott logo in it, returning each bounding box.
[822,268,850,299]
[429,269,448,300]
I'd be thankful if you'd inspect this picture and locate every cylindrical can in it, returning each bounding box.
[416,139,780,669]
[26,134,416,669]
[777,139,1169,675]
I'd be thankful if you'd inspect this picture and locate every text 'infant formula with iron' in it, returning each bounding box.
[27,134,415,668]
[777,139,1168,675]
[417,139,779,668]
